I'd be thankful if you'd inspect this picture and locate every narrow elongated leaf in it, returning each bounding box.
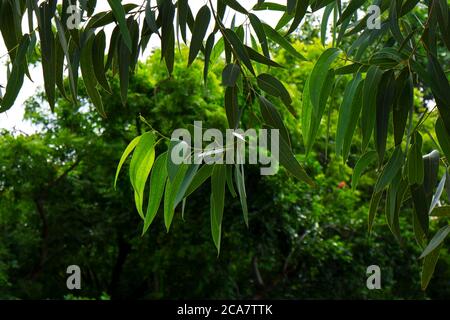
[92,30,111,92]
[248,13,270,58]
[423,150,440,197]
[375,146,404,193]
[0,34,29,112]
[235,163,248,227]
[224,0,248,14]
[287,0,309,34]
[420,225,450,259]
[259,96,290,146]
[342,81,364,161]
[245,45,283,68]
[393,71,413,146]
[368,190,383,233]
[129,132,156,219]
[435,117,450,161]
[164,163,188,231]
[337,0,367,25]
[411,184,430,242]
[211,164,227,253]
[107,0,132,51]
[225,86,239,129]
[375,70,396,164]
[222,64,241,87]
[421,243,443,290]
[203,33,215,84]
[336,73,362,158]
[184,164,214,198]
[430,173,446,214]
[257,73,292,106]
[114,135,142,188]
[38,2,56,111]
[352,151,377,191]
[262,23,307,61]
[407,132,424,185]
[224,28,255,75]
[143,152,168,235]
[188,5,211,66]
[80,33,106,117]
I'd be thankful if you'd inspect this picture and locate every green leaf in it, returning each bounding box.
[262,22,307,61]
[253,2,286,11]
[107,0,132,51]
[184,164,214,199]
[37,2,56,111]
[92,30,111,92]
[164,162,188,231]
[211,164,227,254]
[114,135,142,188]
[336,73,363,158]
[0,34,30,112]
[80,33,106,117]
[421,243,443,290]
[287,0,309,34]
[420,225,450,259]
[411,184,430,243]
[407,132,424,185]
[259,96,290,146]
[248,13,270,58]
[352,151,377,191]
[393,71,413,146]
[235,163,249,227]
[257,73,292,107]
[188,5,211,66]
[54,17,77,104]
[225,165,237,198]
[368,190,383,233]
[222,64,241,87]
[287,0,297,14]
[143,152,168,235]
[423,150,440,197]
[203,33,215,84]
[427,53,450,136]
[374,146,404,193]
[342,80,364,161]
[320,3,334,45]
[224,0,248,14]
[271,128,315,186]
[177,0,188,43]
[245,45,283,68]
[430,173,446,214]
[337,0,367,25]
[431,206,450,217]
[129,132,156,219]
[436,117,450,161]
[375,70,396,165]
[174,164,200,208]
[223,28,255,75]
[225,86,240,129]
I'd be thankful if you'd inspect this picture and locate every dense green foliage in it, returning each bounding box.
[0,0,450,296]
[1,43,449,299]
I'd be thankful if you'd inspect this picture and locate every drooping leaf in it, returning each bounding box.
[114,135,142,188]
[375,70,396,165]
[107,0,132,51]
[0,34,30,112]
[259,96,290,146]
[188,5,211,66]
[420,225,450,259]
[352,150,377,191]
[429,173,446,214]
[143,152,168,235]
[80,33,106,117]
[92,30,111,92]
[257,73,292,107]
[211,164,227,253]
[407,132,424,186]
[248,13,270,58]
[435,117,450,161]
[368,190,383,233]
[222,64,241,87]
[421,243,443,290]
[235,163,248,227]
[374,146,404,193]
[129,132,156,219]
[223,28,255,75]
[262,22,307,61]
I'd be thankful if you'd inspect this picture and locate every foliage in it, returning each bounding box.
[1,46,449,299]
[0,0,450,289]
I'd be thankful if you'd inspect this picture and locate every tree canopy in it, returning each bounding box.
[0,0,449,290]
